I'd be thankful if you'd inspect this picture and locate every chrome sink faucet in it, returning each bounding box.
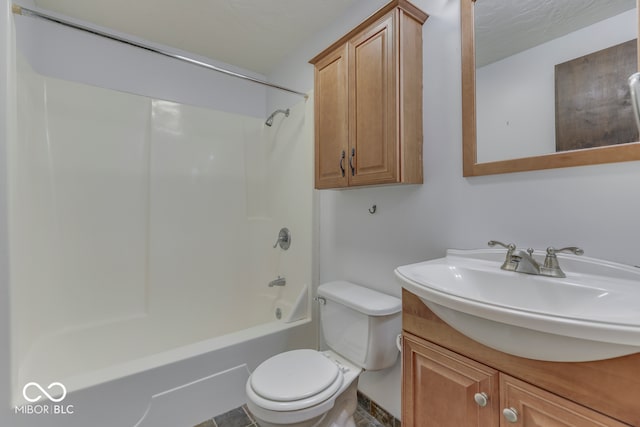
[488,241,583,278]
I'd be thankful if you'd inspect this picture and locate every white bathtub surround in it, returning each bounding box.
[6,48,315,426]
[133,364,251,427]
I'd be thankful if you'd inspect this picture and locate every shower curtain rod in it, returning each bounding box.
[11,4,309,100]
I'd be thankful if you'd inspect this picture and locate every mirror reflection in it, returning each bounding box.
[472,0,638,165]
[462,0,639,176]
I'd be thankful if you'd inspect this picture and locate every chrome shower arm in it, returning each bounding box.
[265,108,290,126]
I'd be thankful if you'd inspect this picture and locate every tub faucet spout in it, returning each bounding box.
[268,276,286,287]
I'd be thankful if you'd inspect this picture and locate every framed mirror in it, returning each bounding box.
[462,0,640,176]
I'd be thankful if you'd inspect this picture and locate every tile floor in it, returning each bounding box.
[354,404,387,427]
[194,392,400,427]
[356,392,401,427]
[194,405,257,427]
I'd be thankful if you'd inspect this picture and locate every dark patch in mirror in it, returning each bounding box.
[555,39,638,151]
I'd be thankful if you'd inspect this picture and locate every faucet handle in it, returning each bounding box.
[488,240,516,252]
[546,246,584,256]
[273,227,291,250]
[488,241,519,271]
[543,246,584,275]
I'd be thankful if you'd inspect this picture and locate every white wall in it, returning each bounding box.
[270,0,640,419]
[14,10,268,118]
[477,9,637,163]
[0,0,14,424]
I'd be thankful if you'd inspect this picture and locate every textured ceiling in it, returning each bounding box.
[31,0,637,74]
[475,0,636,67]
[32,0,360,75]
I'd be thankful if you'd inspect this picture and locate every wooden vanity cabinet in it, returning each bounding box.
[403,333,630,427]
[310,0,427,189]
[402,290,639,427]
[403,334,499,427]
[500,375,630,427]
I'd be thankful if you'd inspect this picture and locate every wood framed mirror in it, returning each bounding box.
[462,0,640,176]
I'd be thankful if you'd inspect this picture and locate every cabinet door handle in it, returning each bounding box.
[349,148,355,176]
[473,392,489,407]
[502,407,519,423]
[339,150,345,177]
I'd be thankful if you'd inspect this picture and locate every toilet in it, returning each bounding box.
[246,281,402,427]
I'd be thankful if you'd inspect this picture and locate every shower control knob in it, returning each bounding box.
[473,392,489,407]
[502,407,519,423]
[272,227,291,250]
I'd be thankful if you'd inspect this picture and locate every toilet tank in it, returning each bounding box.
[317,281,401,370]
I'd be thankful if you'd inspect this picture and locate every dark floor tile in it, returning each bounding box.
[241,405,256,423]
[357,390,371,411]
[210,393,400,427]
[213,406,253,427]
[355,405,385,427]
[370,400,395,427]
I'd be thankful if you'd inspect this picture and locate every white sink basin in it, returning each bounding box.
[395,249,640,362]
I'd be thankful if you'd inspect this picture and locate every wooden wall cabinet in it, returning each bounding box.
[309,0,427,189]
[402,290,639,427]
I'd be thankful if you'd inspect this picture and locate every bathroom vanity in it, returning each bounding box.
[401,290,640,426]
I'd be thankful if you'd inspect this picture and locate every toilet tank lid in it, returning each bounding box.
[318,281,401,316]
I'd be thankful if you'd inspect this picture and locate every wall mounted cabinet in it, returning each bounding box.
[402,290,639,427]
[309,0,427,189]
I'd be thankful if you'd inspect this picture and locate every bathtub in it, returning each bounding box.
[9,51,316,426]
[11,289,314,427]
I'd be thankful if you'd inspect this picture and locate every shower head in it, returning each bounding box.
[265,108,290,127]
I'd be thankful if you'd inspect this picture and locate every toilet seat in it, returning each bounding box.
[247,349,344,412]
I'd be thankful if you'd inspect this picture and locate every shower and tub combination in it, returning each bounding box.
[7,5,315,427]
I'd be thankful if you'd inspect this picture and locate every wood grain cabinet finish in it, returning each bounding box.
[402,291,637,427]
[402,333,631,427]
[500,375,630,427]
[310,0,427,189]
[402,334,499,427]
[314,44,349,188]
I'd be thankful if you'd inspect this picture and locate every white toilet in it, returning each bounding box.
[246,281,402,427]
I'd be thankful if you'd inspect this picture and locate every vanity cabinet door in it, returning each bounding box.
[500,374,630,427]
[402,333,500,427]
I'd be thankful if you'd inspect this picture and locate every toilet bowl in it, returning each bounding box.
[246,349,361,427]
[245,281,401,427]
